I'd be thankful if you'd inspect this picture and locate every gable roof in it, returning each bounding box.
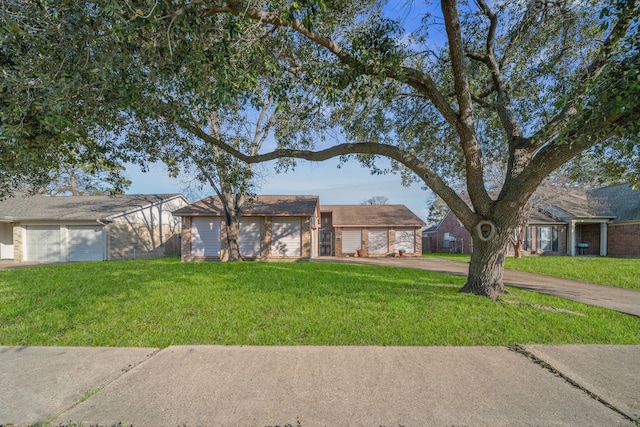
[0,194,185,222]
[173,195,320,217]
[322,204,425,227]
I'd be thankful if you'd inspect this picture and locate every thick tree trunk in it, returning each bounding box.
[225,213,242,261]
[459,224,510,300]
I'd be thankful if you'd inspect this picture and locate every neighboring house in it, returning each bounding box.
[422,183,640,257]
[422,211,473,254]
[0,194,189,263]
[319,205,426,257]
[590,184,640,257]
[174,195,320,261]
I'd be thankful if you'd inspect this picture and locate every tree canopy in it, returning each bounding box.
[2,0,639,297]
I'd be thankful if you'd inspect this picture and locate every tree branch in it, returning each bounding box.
[474,0,523,142]
[183,109,476,222]
[201,1,464,137]
[530,0,640,150]
[441,0,491,214]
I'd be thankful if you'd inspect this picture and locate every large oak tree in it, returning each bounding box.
[2,0,639,298]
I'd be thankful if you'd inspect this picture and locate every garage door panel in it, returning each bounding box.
[396,228,415,253]
[192,218,221,257]
[342,228,362,254]
[272,218,301,257]
[239,218,261,257]
[369,228,388,254]
[26,226,61,262]
[68,226,105,261]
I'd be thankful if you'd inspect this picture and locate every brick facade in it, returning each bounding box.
[607,223,640,257]
[107,221,181,260]
[333,226,422,257]
[12,225,23,262]
[423,211,473,254]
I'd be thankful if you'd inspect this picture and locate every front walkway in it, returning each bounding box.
[317,256,640,317]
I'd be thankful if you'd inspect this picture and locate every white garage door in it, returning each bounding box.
[396,228,415,253]
[368,228,388,254]
[239,218,261,257]
[271,218,301,257]
[342,228,362,254]
[192,218,221,257]
[26,226,61,262]
[68,226,105,261]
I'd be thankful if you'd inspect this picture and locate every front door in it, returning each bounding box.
[319,228,333,256]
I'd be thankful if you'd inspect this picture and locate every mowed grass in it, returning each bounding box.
[1,258,639,347]
[424,253,640,290]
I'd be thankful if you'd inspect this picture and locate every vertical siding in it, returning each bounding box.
[271,218,302,257]
[239,218,261,257]
[342,228,362,254]
[191,218,222,257]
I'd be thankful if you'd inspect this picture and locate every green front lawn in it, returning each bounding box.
[1,259,638,347]
[424,253,640,290]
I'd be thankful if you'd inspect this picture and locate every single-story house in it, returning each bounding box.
[173,195,321,261]
[0,194,189,263]
[422,183,640,257]
[320,204,426,257]
[422,210,473,254]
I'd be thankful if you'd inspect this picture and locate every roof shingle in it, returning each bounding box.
[0,194,183,221]
[173,195,320,217]
[322,204,425,227]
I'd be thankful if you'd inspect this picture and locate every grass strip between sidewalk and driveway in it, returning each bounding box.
[424,254,640,290]
[1,258,639,347]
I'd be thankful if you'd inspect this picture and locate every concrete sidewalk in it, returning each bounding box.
[0,345,638,426]
[322,256,640,317]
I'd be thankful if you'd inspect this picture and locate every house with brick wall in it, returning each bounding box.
[173,195,320,261]
[174,196,426,261]
[0,194,188,262]
[319,204,426,257]
[423,183,640,257]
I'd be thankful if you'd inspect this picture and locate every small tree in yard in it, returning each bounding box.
[176,101,275,261]
[2,1,639,298]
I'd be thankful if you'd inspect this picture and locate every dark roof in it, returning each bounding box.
[0,194,184,222]
[322,204,425,227]
[590,183,640,222]
[527,210,565,224]
[543,188,614,220]
[173,195,320,217]
[422,225,438,234]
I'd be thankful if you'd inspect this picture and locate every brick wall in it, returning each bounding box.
[577,224,601,256]
[181,217,192,262]
[301,217,312,258]
[12,225,23,262]
[108,221,181,260]
[424,212,473,254]
[607,223,640,257]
